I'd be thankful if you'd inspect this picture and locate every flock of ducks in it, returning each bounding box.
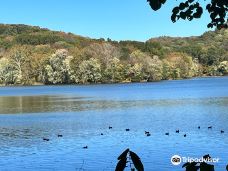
[42,125,225,149]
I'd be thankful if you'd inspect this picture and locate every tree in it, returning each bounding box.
[147,0,228,29]
[78,58,102,84]
[218,61,228,75]
[83,42,121,66]
[162,59,172,80]
[5,46,35,85]
[103,57,125,83]
[130,50,163,81]
[0,58,17,85]
[42,49,74,84]
[166,52,199,79]
[129,63,143,82]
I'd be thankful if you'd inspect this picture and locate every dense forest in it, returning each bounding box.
[0,24,227,85]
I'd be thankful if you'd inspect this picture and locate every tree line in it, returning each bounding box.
[0,24,227,85]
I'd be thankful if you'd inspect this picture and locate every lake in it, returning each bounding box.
[0,77,228,171]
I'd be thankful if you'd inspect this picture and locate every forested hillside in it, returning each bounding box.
[0,24,227,85]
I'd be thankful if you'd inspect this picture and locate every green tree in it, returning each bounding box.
[0,58,17,85]
[42,49,74,84]
[103,57,124,83]
[78,58,102,84]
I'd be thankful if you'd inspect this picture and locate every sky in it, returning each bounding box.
[0,0,212,41]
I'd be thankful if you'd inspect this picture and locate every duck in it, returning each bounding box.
[208,126,212,129]
[221,130,224,134]
[198,126,201,129]
[184,134,187,137]
[145,131,150,134]
[101,133,104,135]
[125,129,130,132]
[43,138,50,141]
[109,126,112,129]
[176,130,180,133]
[57,134,63,137]
[165,133,169,136]
[146,133,151,137]
[83,146,88,149]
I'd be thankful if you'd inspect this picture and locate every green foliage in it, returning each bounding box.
[78,58,102,84]
[0,24,227,85]
[103,57,124,83]
[41,49,74,84]
[16,33,63,45]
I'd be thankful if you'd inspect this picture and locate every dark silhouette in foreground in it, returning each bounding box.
[115,148,144,171]
[147,0,228,29]
[183,154,215,171]
[115,150,227,171]
[182,162,200,171]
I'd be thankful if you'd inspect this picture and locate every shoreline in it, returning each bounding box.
[0,75,226,88]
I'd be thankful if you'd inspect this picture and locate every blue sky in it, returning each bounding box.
[0,0,211,41]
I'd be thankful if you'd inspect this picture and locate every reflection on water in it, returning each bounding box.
[0,95,227,114]
[0,77,228,171]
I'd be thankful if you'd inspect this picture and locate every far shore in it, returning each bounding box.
[0,75,227,88]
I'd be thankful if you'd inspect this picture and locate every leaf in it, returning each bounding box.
[179,3,186,10]
[160,0,166,4]
[180,12,187,19]
[130,151,144,171]
[172,7,179,14]
[207,23,214,28]
[187,16,194,21]
[147,0,167,11]
[171,14,177,22]
[117,148,129,160]
[115,158,127,171]
[206,4,211,11]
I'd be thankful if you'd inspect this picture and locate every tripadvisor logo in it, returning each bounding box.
[171,154,220,166]
[171,155,182,166]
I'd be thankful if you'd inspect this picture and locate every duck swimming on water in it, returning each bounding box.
[43,138,50,141]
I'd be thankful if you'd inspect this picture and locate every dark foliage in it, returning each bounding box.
[147,0,228,29]
[115,149,144,171]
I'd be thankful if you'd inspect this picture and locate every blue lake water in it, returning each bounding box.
[0,77,228,171]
